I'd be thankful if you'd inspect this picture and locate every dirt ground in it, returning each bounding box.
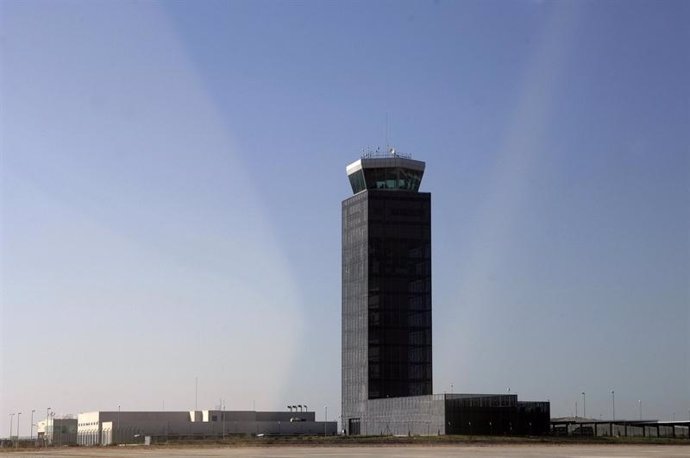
[2,444,690,458]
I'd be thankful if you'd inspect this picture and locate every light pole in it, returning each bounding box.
[9,413,14,440]
[324,406,328,436]
[117,405,121,445]
[16,412,22,445]
[581,392,586,419]
[221,400,225,440]
[611,390,615,422]
[638,400,641,420]
[46,408,51,447]
[30,410,35,441]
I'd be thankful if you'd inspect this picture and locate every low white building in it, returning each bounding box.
[77,410,336,445]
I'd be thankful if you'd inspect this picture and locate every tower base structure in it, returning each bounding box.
[345,393,549,436]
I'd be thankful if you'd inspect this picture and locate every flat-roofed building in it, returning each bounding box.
[77,409,336,445]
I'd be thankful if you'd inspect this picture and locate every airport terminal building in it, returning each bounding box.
[342,151,550,435]
[77,409,336,445]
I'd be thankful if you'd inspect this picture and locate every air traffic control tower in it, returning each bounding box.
[341,149,550,436]
[342,150,433,434]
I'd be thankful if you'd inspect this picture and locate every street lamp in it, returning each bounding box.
[611,390,615,422]
[117,405,121,445]
[324,406,328,436]
[16,412,22,445]
[46,408,51,447]
[9,413,14,440]
[581,392,586,419]
[30,410,35,441]
[638,400,642,420]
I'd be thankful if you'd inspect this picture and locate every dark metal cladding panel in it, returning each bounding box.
[366,190,432,400]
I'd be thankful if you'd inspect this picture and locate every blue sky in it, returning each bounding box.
[1,0,688,433]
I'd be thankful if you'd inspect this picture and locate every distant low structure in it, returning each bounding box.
[36,417,78,446]
[551,417,690,438]
[77,410,336,445]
